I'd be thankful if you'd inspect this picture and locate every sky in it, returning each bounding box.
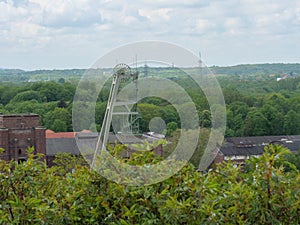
[0,0,300,70]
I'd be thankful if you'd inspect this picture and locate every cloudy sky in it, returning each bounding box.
[0,0,300,69]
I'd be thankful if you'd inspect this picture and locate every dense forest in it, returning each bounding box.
[1,64,300,224]
[0,63,300,137]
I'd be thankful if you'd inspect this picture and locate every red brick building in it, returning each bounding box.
[0,114,46,163]
[0,113,163,166]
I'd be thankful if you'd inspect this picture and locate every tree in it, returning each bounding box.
[43,107,72,131]
[177,102,199,129]
[0,104,9,114]
[199,110,211,128]
[228,101,249,119]
[159,105,179,125]
[0,85,20,105]
[284,151,300,171]
[283,110,300,135]
[5,100,47,116]
[50,119,67,132]
[264,93,288,113]
[261,104,284,135]
[9,90,44,103]
[166,122,178,136]
[58,78,65,84]
[137,103,162,132]
[223,87,243,104]
[243,109,269,136]
[95,101,107,126]
[57,100,67,108]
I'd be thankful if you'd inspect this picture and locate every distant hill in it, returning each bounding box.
[210,63,300,76]
[0,63,299,83]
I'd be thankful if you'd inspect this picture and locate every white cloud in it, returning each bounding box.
[0,0,300,69]
[196,19,215,32]
[0,1,29,22]
[138,8,172,22]
[40,0,103,27]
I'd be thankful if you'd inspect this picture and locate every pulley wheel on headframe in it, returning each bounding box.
[113,63,132,77]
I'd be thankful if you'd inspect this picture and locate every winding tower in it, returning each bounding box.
[92,64,139,165]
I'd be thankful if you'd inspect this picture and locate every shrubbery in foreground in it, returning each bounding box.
[0,145,299,224]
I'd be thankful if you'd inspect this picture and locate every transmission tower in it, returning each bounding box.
[198,52,203,68]
[143,61,148,77]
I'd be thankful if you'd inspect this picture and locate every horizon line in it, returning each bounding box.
[1,62,300,71]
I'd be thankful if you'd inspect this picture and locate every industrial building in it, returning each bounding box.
[214,135,300,165]
[0,114,46,163]
[0,114,163,166]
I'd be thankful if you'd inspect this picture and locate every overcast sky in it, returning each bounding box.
[0,0,300,70]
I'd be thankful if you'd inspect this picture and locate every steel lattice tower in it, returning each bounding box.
[92,64,139,167]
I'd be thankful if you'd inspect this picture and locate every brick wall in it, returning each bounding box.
[0,128,9,160]
[0,114,46,162]
[0,114,40,129]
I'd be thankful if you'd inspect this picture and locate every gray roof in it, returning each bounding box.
[46,132,162,156]
[0,113,39,118]
[221,135,300,156]
[220,145,265,156]
[46,138,80,156]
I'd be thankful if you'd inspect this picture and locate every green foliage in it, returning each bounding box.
[284,151,300,171]
[43,107,72,132]
[166,122,178,136]
[1,65,300,136]
[243,108,269,136]
[52,152,88,175]
[138,103,162,132]
[163,128,210,167]
[0,144,299,224]
[9,90,44,103]
[50,119,67,132]
[199,110,211,128]
[283,110,300,135]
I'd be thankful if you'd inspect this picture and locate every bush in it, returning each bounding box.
[0,144,299,224]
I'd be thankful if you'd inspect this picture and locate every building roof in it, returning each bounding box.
[220,135,300,156]
[46,131,76,139]
[221,145,265,156]
[46,129,93,139]
[46,132,164,156]
[0,113,39,118]
[225,135,297,146]
[46,138,80,156]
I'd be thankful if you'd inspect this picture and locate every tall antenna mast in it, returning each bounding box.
[198,52,202,68]
[144,60,148,77]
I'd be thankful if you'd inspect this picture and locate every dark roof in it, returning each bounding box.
[226,136,296,145]
[285,141,300,152]
[75,132,160,144]
[46,132,163,156]
[221,135,300,156]
[46,138,80,156]
[0,113,39,118]
[221,145,265,156]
